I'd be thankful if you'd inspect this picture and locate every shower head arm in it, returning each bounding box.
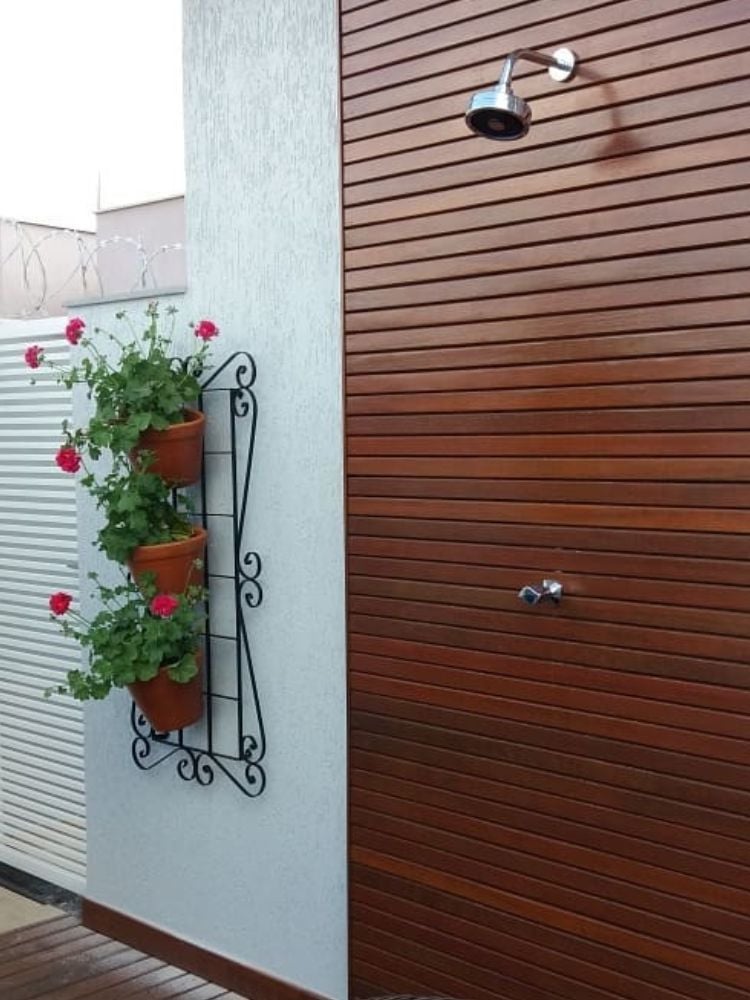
[497,47,576,89]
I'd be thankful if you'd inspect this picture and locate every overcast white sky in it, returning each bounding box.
[0,0,184,231]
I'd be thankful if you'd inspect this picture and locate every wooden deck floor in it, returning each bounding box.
[0,914,250,999]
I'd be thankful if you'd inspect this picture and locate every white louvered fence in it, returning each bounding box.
[0,317,86,892]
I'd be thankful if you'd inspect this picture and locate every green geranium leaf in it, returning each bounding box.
[166,652,199,683]
[133,411,153,431]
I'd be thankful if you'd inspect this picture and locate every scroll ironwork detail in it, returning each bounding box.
[130,352,265,797]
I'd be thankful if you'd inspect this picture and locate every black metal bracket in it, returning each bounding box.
[130,352,266,797]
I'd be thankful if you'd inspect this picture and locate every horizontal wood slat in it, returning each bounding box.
[343,1,748,122]
[351,612,750,697]
[347,402,750,435]
[348,534,750,586]
[345,375,750,415]
[345,77,750,191]
[348,552,750,613]
[342,0,611,55]
[352,883,740,1000]
[345,134,749,235]
[351,775,750,914]
[342,0,731,95]
[347,142,748,238]
[349,738,750,876]
[346,38,750,158]
[349,647,750,739]
[348,454,750,478]
[350,702,750,837]
[348,479,750,507]
[347,496,750,536]
[341,0,451,32]
[348,433,750,459]
[350,803,750,959]
[346,328,750,376]
[347,214,749,291]
[345,23,750,148]
[342,1,750,997]
[345,247,750,314]
[345,272,749,334]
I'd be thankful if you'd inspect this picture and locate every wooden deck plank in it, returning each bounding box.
[134,972,226,998]
[80,964,192,1000]
[0,922,92,962]
[48,956,169,1000]
[0,918,244,1000]
[5,940,132,999]
[0,915,78,953]
[0,928,115,978]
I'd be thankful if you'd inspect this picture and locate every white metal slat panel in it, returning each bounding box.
[0,317,86,893]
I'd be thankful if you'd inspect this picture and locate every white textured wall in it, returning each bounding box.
[81,0,347,995]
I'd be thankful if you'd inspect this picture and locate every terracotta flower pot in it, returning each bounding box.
[129,652,203,732]
[128,526,207,594]
[130,407,205,486]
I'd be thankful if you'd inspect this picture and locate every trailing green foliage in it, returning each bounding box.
[83,457,194,563]
[31,301,219,710]
[61,303,210,459]
[51,573,206,702]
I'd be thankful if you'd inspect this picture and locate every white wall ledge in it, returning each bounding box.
[65,286,187,309]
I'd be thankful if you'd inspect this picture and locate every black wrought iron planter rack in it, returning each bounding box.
[130,351,266,797]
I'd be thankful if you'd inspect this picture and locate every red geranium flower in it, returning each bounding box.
[24,345,44,369]
[150,594,180,618]
[195,319,219,341]
[49,592,72,616]
[55,446,82,474]
[65,317,86,345]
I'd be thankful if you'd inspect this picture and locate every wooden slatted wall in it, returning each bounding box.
[342,1,750,998]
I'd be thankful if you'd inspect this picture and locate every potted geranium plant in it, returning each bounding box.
[28,302,219,728]
[26,301,219,486]
[83,456,206,592]
[49,573,206,732]
[27,301,218,593]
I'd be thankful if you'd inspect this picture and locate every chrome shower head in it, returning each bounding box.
[465,88,531,140]
[465,46,577,141]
